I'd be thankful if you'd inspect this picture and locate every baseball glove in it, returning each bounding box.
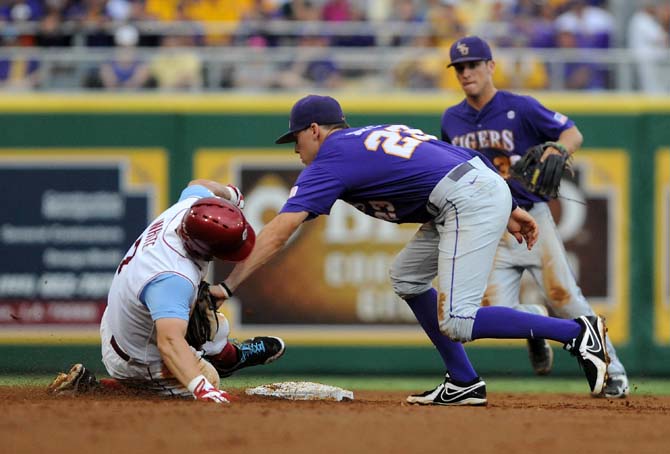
[185,281,220,350]
[510,141,573,199]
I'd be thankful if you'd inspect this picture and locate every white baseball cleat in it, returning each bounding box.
[407,373,487,406]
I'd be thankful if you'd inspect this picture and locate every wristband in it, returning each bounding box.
[547,141,568,156]
[218,281,233,299]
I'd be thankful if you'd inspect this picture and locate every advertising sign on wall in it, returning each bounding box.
[655,149,670,344]
[0,149,166,334]
[524,151,630,343]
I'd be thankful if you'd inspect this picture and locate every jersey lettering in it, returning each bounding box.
[352,200,398,221]
[117,238,141,274]
[451,129,515,152]
[364,125,438,159]
[142,219,164,251]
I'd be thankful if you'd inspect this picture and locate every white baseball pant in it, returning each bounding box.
[390,156,511,342]
[100,310,230,397]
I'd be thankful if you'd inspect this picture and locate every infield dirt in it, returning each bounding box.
[2,387,669,454]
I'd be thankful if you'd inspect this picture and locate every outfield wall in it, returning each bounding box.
[0,93,668,376]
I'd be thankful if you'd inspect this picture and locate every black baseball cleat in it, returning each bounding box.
[564,315,610,396]
[407,374,487,406]
[527,337,553,376]
[213,336,286,378]
[47,364,99,395]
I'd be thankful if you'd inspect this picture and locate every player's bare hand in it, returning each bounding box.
[208,282,232,308]
[507,207,538,250]
[540,142,568,163]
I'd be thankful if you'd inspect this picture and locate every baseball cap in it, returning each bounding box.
[275,95,346,144]
[447,36,493,67]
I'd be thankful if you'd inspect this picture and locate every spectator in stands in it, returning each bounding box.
[493,35,549,90]
[0,0,43,23]
[331,5,375,47]
[388,0,425,47]
[426,0,466,47]
[150,34,203,90]
[229,35,276,89]
[554,0,614,48]
[145,0,255,45]
[393,34,442,89]
[0,30,42,90]
[322,0,351,22]
[627,0,670,93]
[511,0,558,48]
[75,0,114,47]
[35,1,72,47]
[275,30,342,89]
[556,28,607,90]
[105,0,147,22]
[277,0,321,21]
[97,24,153,90]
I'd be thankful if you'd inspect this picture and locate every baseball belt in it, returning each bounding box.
[110,336,130,362]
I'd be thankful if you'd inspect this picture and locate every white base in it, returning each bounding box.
[245,381,354,401]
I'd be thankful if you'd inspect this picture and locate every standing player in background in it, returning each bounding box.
[207,94,611,406]
[440,36,628,398]
[48,180,285,403]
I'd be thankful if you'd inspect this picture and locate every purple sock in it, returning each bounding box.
[406,289,477,382]
[471,306,581,343]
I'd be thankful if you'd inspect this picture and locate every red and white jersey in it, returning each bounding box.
[105,196,208,363]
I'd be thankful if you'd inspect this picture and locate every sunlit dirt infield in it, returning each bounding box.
[2,387,670,454]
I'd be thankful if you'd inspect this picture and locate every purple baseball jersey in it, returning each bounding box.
[440,91,574,208]
[280,124,487,224]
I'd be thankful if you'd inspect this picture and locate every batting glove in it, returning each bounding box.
[188,374,231,404]
[226,184,245,209]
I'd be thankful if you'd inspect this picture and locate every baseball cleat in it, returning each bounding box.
[602,374,630,399]
[564,316,610,396]
[407,374,487,406]
[47,364,99,395]
[213,336,285,377]
[527,337,553,376]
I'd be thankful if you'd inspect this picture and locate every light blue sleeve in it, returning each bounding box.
[178,185,214,202]
[141,274,195,321]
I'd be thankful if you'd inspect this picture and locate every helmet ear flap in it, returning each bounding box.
[179,197,255,262]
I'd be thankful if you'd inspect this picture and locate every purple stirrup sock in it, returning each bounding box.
[471,306,581,343]
[406,289,477,382]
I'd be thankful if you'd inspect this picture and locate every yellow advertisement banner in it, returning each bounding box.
[655,149,670,344]
[542,151,630,343]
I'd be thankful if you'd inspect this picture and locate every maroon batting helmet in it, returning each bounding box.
[178,197,255,262]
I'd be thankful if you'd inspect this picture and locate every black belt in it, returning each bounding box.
[110,336,130,362]
[448,161,475,182]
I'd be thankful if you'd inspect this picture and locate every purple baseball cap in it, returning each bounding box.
[275,94,347,144]
[447,36,493,67]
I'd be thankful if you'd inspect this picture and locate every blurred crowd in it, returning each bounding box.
[0,0,668,92]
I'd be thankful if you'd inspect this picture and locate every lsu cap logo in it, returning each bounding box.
[457,42,469,56]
